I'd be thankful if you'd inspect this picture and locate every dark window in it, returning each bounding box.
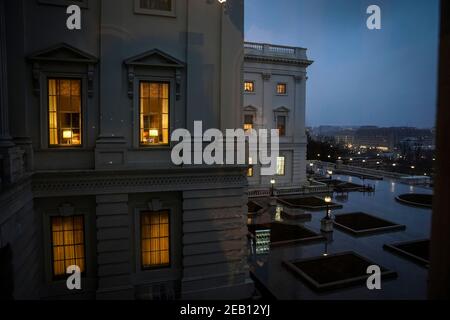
[139,0,172,11]
[277,115,286,136]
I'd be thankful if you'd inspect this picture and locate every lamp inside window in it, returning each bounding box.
[48,79,82,146]
[140,82,170,146]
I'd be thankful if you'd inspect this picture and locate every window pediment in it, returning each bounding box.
[274,106,290,114]
[28,44,97,97]
[125,49,185,99]
[28,43,98,64]
[244,105,258,112]
[124,49,185,69]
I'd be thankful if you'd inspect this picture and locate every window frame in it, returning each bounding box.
[47,77,84,148]
[138,80,171,148]
[41,73,88,150]
[276,83,288,95]
[139,210,172,271]
[133,76,175,149]
[244,81,255,94]
[134,0,176,17]
[49,215,86,280]
[276,115,287,137]
[42,204,94,287]
[276,156,286,176]
[244,114,254,132]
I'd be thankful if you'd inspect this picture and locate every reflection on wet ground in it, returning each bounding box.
[248,175,433,300]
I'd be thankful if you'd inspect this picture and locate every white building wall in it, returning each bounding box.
[243,43,312,189]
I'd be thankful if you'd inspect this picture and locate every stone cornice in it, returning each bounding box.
[244,54,313,67]
[32,166,248,198]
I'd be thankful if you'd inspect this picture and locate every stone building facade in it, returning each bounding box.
[243,42,312,190]
[0,0,253,300]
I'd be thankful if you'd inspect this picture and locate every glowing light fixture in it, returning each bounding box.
[63,130,73,139]
[324,196,332,203]
[149,129,159,137]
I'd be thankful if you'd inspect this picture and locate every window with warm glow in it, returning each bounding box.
[276,115,286,136]
[48,79,82,146]
[276,156,285,176]
[276,83,287,95]
[244,81,255,93]
[51,215,85,278]
[140,82,170,146]
[141,210,170,269]
[244,114,254,132]
[247,157,254,177]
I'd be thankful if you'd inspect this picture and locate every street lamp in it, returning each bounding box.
[321,196,334,233]
[327,170,333,180]
[324,196,332,219]
[270,179,276,197]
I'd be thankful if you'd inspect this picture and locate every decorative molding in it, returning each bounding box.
[28,43,98,97]
[243,105,258,112]
[294,76,303,83]
[274,106,290,113]
[32,171,247,198]
[124,49,185,99]
[245,54,313,67]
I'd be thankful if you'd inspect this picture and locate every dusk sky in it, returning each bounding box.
[245,0,440,128]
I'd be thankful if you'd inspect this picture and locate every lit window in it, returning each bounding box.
[140,82,170,146]
[141,210,170,268]
[48,79,82,146]
[247,157,254,177]
[244,81,255,93]
[51,216,85,278]
[244,114,254,132]
[277,83,287,95]
[139,0,172,11]
[276,115,286,136]
[276,156,285,176]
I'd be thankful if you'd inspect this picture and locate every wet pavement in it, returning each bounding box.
[248,175,433,300]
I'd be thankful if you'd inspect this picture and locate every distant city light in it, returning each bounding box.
[392,163,397,167]
[411,166,415,169]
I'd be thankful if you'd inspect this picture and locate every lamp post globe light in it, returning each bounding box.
[270,179,276,197]
[321,196,334,233]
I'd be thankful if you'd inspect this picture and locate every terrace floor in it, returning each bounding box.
[248,174,432,300]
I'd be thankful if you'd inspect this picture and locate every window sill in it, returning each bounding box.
[38,0,89,9]
[134,8,176,18]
